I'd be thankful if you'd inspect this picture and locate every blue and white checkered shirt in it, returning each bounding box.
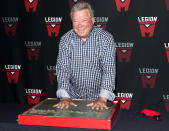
[56,26,116,101]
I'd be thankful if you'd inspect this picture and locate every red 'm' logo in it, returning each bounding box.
[140,73,157,88]
[46,22,61,37]
[26,46,40,61]
[116,48,132,62]
[138,22,156,37]
[48,71,57,85]
[3,22,17,36]
[116,98,132,110]
[115,0,130,12]
[6,70,20,84]
[26,94,41,105]
[165,0,169,10]
[165,48,169,63]
[24,0,38,12]
[165,100,169,112]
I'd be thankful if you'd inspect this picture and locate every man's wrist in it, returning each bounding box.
[98,97,107,103]
[61,97,71,102]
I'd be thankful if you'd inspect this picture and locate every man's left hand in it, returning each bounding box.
[86,97,108,110]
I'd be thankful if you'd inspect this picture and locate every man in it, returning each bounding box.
[53,1,116,110]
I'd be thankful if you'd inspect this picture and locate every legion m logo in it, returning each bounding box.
[139,68,159,88]
[163,94,169,112]
[47,66,57,85]
[45,17,62,37]
[25,89,42,105]
[116,93,133,110]
[2,17,18,36]
[138,17,158,37]
[164,43,169,63]
[5,65,21,84]
[25,41,41,61]
[116,42,134,63]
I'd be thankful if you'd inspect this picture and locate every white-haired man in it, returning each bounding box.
[54,1,116,110]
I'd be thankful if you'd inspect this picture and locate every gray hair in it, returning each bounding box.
[70,1,94,20]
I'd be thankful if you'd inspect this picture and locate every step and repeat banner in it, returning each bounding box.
[0,0,169,112]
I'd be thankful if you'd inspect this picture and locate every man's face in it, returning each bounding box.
[72,9,95,41]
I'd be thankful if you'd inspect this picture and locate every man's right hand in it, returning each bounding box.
[53,97,77,109]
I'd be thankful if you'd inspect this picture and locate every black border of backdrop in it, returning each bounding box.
[0,0,169,112]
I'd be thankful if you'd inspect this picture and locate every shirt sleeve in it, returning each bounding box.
[57,89,70,98]
[99,35,116,101]
[99,89,115,101]
[56,37,71,98]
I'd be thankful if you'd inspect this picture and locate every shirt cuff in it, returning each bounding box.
[56,89,70,98]
[99,89,115,101]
